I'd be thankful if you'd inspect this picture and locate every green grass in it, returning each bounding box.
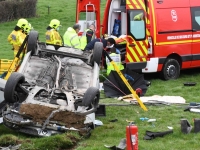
[1,0,200,150]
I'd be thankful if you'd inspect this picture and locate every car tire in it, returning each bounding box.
[4,72,25,103]
[82,87,100,108]
[27,30,39,56]
[91,42,103,66]
[161,58,180,80]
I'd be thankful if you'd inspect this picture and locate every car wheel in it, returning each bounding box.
[161,58,180,80]
[27,30,39,56]
[82,87,100,108]
[91,42,103,66]
[4,72,25,103]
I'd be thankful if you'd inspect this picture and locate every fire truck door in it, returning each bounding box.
[191,7,200,67]
[126,9,148,68]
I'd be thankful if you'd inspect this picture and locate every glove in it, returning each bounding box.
[124,74,134,81]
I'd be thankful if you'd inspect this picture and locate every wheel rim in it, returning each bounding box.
[166,65,176,78]
[91,95,99,108]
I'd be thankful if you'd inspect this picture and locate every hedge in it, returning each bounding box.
[0,0,37,23]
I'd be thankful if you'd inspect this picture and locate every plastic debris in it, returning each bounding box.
[94,120,103,126]
[140,117,149,121]
[147,119,156,122]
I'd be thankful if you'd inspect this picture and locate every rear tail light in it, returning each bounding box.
[148,36,153,55]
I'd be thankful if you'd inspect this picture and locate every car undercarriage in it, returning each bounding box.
[1,31,103,137]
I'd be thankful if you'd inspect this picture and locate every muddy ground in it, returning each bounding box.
[19,104,86,129]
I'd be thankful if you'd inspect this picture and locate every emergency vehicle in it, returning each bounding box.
[76,0,200,80]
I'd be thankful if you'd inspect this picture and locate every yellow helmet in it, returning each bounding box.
[49,19,61,29]
[16,18,28,30]
[24,23,33,34]
[103,34,108,40]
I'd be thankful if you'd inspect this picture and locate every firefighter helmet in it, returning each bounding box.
[24,23,33,34]
[16,18,28,30]
[103,34,108,40]
[49,19,61,29]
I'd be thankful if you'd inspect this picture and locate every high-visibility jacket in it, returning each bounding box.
[45,29,63,46]
[63,27,81,49]
[133,13,143,20]
[7,30,26,58]
[80,29,94,50]
[106,53,124,75]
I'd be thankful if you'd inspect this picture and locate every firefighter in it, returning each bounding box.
[45,19,63,47]
[8,18,28,58]
[80,24,95,50]
[63,23,81,49]
[106,47,124,75]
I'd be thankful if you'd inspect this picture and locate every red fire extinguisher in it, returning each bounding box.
[126,124,138,150]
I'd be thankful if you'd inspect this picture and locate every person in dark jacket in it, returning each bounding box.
[84,34,108,51]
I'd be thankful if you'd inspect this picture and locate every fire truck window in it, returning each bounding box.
[191,7,200,31]
[129,10,145,40]
[195,12,200,25]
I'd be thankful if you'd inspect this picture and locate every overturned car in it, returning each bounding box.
[2,31,103,137]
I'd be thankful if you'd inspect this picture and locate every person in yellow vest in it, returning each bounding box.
[80,24,95,50]
[7,18,28,58]
[106,47,124,75]
[63,23,82,49]
[45,19,63,47]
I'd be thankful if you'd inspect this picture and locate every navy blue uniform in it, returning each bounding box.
[84,38,107,51]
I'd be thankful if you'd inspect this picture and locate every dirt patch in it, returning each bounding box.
[19,104,86,129]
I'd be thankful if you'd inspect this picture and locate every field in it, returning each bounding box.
[1,0,200,150]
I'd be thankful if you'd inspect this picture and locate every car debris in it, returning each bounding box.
[1,31,103,137]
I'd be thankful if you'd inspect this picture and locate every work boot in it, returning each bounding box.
[194,118,200,133]
[180,119,192,134]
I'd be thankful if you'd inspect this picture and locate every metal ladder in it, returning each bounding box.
[85,3,96,30]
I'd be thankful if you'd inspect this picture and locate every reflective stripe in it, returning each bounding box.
[70,34,78,42]
[46,35,50,40]
[11,34,17,40]
[107,55,121,65]
[106,53,124,75]
[70,34,79,48]
[72,43,80,47]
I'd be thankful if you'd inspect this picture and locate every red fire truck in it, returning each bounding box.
[76,0,200,80]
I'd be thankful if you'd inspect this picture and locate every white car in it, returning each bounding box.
[2,31,103,137]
